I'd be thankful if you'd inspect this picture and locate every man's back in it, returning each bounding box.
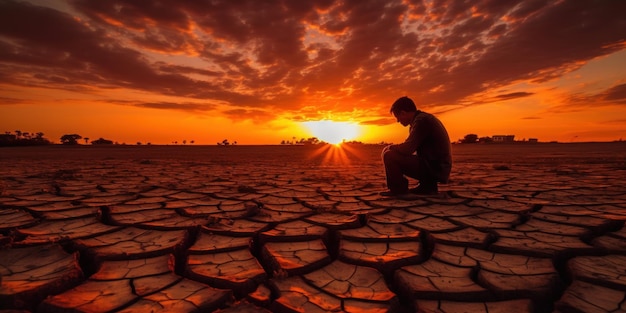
[412,111,451,162]
[409,111,452,183]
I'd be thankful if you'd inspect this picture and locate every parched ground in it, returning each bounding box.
[1,143,626,313]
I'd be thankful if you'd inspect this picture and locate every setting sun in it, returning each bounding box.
[302,121,361,145]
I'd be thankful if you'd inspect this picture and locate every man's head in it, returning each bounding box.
[390,96,417,126]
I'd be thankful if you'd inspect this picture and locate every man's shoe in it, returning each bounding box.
[379,190,422,200]
[379,190,402,197]
[379,189,412,196]
[410,184,438,195]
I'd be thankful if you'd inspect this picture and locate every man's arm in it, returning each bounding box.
[390,117,428,155]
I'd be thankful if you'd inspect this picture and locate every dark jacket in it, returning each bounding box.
[394,111,452,183]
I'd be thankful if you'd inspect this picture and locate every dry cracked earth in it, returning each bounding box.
[1,144,626,313]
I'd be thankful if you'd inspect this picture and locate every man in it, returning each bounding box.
[380,96,452,197]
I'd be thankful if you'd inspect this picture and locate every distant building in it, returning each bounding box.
[492,135,515,142]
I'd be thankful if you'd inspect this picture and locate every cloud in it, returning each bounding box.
[602,119,626,125]
[549,83,626,113]
[411,1,626,105]
[133,101,216,112]
[602,83,626,102]
[496,92,534,100]
[221,108,277,123]
[0,97,27,105]
[104,100,215,112]
[0,0,624,123]
[360,118,395,126]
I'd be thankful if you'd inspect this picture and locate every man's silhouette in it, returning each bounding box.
[380,96,452,197]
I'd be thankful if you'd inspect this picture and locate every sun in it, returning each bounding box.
[302,120,361,145]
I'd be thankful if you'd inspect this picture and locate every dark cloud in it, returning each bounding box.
[104,100,215,112]
[133,101,215,112]
[603,119,626,124]
[573,83,626,105]
[156,63,221,78]
[602,84,626,101]
[360,118,395,126]
[0,0,624,121]
[0,97,26,105]
[221,108,276,123]
[496,92,534,100]
[549,83,626,113]
[411,0,626,105]
[0,1,202,96]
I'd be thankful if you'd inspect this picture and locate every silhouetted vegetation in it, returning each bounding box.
[60,134,82,145]
[1,131,51,146]
[479,136,493,143]
[278,137,390,145]
[217,139,237,145]
[460,134,478,144]
[281,137,322,145]
[91,138,114,145]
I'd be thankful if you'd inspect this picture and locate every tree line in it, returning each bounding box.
[1,130,51,146]
[1,130,233,146]
[1,131,125,146]
[280,137,321,145]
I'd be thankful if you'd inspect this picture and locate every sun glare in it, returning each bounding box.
[302,120,361,145]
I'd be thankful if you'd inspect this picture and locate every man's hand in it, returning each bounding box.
[383,144,394,154]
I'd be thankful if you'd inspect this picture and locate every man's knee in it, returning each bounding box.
[382,148,402,164]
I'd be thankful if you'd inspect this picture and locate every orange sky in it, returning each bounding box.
[1,0,625,145]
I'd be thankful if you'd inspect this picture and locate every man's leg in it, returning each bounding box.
[382,148,420,194]
[409,158,439,194]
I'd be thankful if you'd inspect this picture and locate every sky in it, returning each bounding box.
[1,0,625,145]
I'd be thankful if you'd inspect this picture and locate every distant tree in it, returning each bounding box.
[91,138,113,145]
[60,134,82,145]
[0,133,17,146]
[84,137,90,144]
[309,137,320,144]
[222,139,229,145]
[137,142,142,145]
[281,140,286,145]
[478,136,493,143]
[15,130,22,139]
[183,140,187,145]
[34,132,46,143]
[34,132,50,145]
[190,140,194,144]
[461,134,478,144]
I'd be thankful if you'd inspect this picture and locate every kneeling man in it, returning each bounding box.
[380,96,452,197]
